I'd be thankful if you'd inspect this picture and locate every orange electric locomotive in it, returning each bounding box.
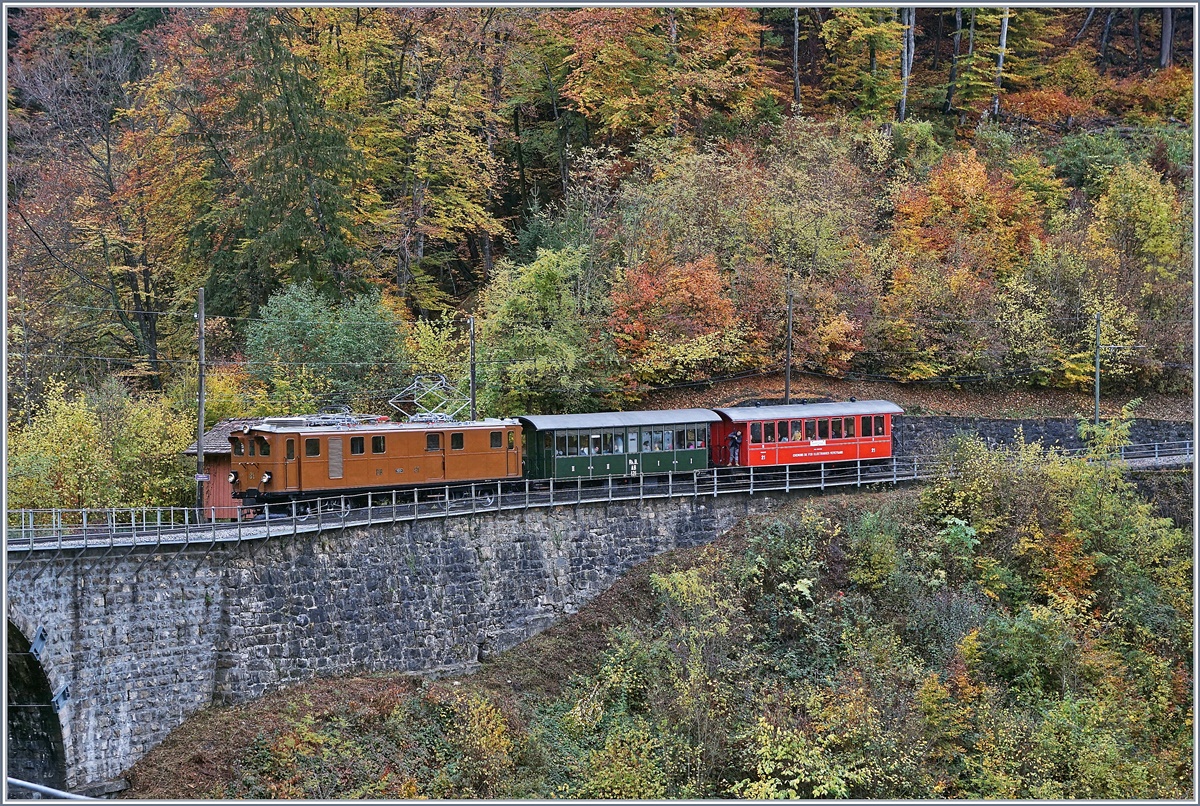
[228,413,522,506]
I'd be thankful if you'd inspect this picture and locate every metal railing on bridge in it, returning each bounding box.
[5,442,1191,562]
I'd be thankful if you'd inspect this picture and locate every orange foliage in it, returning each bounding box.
[892,149,1046,279]
[610,250,739,352]
[1003,89,1097,124]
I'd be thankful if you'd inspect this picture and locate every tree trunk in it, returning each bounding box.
[667,7,679,137]
[898,7,913,121]
[512,108,528,213]
[1160,7,1173,68]
[934,8,943,69]
[793,7,801,113]
[1132,9,1143,68]
[1099,9,1118,64]
[1074,8,1097,44]
[945,8,962,112]
[992,8,1010,118]
[968,8,976,56]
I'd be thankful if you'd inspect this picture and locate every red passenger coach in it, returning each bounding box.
[711,401,904,468]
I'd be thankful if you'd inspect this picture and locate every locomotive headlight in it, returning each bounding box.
[261,471,272,485]
[228,470,239,484]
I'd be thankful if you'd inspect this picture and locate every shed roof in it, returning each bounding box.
[517,408,721,431]
[183,418,266,456]
[713,400,904,423]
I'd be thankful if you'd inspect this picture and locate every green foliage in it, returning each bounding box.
[7,380,193,509]
[245,282,407,407]
[476,247,613,415]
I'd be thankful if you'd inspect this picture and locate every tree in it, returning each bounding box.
[245,282,408,407]
[476,247,611,415]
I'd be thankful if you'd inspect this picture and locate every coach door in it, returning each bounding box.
[284,438,299,490]
[424,432,446,481]
[507,429,519,476]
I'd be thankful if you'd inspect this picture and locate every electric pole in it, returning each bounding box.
[196,288,206,515]
[469,316,477,421]
[784,271,794,405]
[1094,312,1101,425]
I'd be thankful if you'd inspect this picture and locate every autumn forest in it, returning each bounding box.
[5,6,1194,507]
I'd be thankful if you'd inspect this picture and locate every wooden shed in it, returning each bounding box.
[183,418,264,519]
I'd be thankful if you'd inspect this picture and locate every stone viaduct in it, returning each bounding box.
[5,415,1191,792]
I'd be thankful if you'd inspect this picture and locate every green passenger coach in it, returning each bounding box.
[517,409,721,480]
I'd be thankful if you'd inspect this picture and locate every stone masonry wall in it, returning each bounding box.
[6,490,793,787]
[6,551,225,789]
[893,416,1192,457]
[211,493,787,703]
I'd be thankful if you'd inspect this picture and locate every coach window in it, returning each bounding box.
[286,439,295,460]
[233,439,244,456]
[555,433,567,456]
[804,420,816,440]
[662,430,673,451]
[494,431,505,449]
[750,422,762,444]
[602,432,613,454]
[652,430,664,451]
[791,420,803,440]
[874,415,886,435]
[831,418,843,439]
[818,419,830,440]
[257,437,271,456]
[567,433,579,456]
[451,433,464,450]
[764,422,775,443]
[614,432,625,453]
[844,417,856,437]
[351,436,365,455]
[373,435,387,453]
[588,434,600,455]
[861,416,873,437]
[641,432,652,452]
[306,438,321,457]
[696,427,706,449]
[676,428,686,449]
[426,433,440,451]
[685,428,696,449]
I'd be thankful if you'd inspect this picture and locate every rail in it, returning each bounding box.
[5,442,1191,560]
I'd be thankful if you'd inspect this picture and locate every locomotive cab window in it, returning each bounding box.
[351,437,365,455]
[286,439,295,460]
[426,433,440,451]
[233,439,244,456]
[451,433,464,450]
[306,438,321,457]
[496,431,506,450]
[373,436,386,453]
[508,431,515,450]
[257,437,270,456]
[248,439,255,456]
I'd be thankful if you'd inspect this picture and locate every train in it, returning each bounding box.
[227,400,904,507]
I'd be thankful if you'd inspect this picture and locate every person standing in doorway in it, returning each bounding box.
[727,430,742,466]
